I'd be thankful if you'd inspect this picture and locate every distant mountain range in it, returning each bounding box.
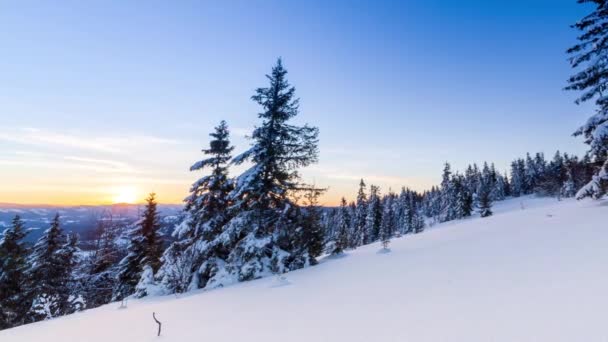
[0,203,184,243]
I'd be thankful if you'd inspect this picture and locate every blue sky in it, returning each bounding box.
[0,0,594,205]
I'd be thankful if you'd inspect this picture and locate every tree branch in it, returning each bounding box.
[153,312,162,336]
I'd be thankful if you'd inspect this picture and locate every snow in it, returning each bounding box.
[2,196,608,342]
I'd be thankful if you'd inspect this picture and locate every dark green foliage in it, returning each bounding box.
[302,188,325,264]
[83,217,123,308]
[364,185,382,243]
[353,179,368,247]
[26,214,77,321]
[114,193,162,299]
[566,0,608,199]
[332,198,351,255]
[199,59,322,284]
[477,186,493,218]
[0,215,30,329]
[156,120,235,293]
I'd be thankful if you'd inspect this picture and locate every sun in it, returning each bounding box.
[112,186,137,204]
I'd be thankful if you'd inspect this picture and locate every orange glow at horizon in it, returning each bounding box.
[0,186,347,207]
[111,186,138,204]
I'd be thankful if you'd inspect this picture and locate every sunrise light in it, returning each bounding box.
[111,186,138,204]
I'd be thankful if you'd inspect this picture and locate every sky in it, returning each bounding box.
[0,0,595,206]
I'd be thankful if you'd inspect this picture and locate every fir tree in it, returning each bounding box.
[524,153,538,194]
[412,205,426,234]
[84,216,122,308]
[440,163,458,222]
[562,169,578,198]
[379,194,395,249]
[213,59,320,284]
[0,215,30,329]
[156,120,234,293]
[26,214,75,322]
[538,151,567,196]
[567,1,608,199]
[353,179,368,247]
[62,233,85,313]
[453,174,473,218]
[397,188,412,235]
[364,185,382,243]
[510,159,526,197]
[302,187,325,264]
[114,193,162,299]
[332,198,351,255]
[477,181,493,218]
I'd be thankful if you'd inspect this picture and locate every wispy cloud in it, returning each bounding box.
[0,149,143,174]
[0,159,137,174]
[0,127,182,154]
[63,156,137,173]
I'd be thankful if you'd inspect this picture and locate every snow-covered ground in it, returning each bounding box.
[2,196,607,342]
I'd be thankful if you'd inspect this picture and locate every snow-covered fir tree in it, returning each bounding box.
[567,1,608,199]
[524,153,539,193]
[83,216,123,308]
[332,197,351,255]
[26,214,79,322]
[464,164,481,195]
[477,175,493,218]
[156,120,234,293]
[379,193,395,249]
[114,193,163,299]
[364,185,382,243]
[562,168,578,198]
[301,187,325,264]
[453,173,473,219]
[207,59,320,284]
[510,159,526,197]
[412,204,425,234]
[352,179,368,247]
[0,215,30,329]
[397,188,412,235]
[440,163,458,222]
[63,233,86,313]
[537,151,567,197]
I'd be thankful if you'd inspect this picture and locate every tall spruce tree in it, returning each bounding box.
[477,176,494,218]
[379,194,395,250]
[397,188,412,235]
[364,185,382,243]
[26,214,75,322]
[156,120,234,293]
[440,163,458,222]
[301,187,325,264]
[0,215,30,329]
[510,159,525,197]
[353,179,368,247]
[567,1,608,199]
[332,198,351,255]
[84,216,122,308]
[453,174,473,218]
[412,203,425,234]
[114,193,162,299]
[212,59,320,284]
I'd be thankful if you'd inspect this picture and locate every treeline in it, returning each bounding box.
[320,150,595,254]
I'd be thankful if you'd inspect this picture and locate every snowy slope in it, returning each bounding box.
[2,196,607,342]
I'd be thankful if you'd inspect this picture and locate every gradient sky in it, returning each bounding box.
[0,0,595,206]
